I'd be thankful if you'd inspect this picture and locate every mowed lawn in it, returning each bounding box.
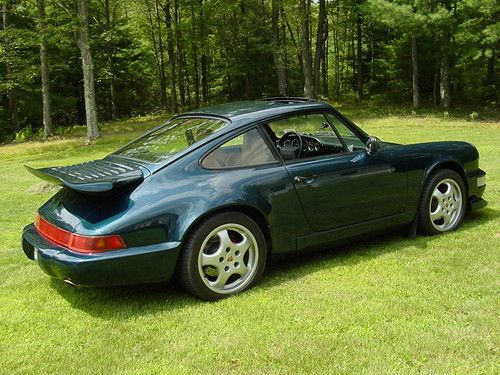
[0,113,498,374]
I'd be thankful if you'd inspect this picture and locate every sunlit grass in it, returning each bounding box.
[0,113,498,374]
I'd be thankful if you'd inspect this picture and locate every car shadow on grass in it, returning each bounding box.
[50,278,198,318]
[259,207,498,289]
[50,207,498,318]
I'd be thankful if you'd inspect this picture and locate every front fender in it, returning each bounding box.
[422,157,467,187]
[405,141,480,208]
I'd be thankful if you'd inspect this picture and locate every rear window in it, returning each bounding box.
[114,117,228,163]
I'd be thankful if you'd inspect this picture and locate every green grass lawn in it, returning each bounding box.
[0,112,498,374]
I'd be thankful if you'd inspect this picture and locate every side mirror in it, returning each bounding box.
[365,136,381,155]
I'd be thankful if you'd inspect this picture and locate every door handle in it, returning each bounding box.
[294,175,316,184]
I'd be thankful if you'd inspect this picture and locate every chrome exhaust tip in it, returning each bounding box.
[63,279,79,288]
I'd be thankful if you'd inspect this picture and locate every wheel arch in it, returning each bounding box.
[180,204,273,255]
[417,160,468,235]
[423,159,468,195]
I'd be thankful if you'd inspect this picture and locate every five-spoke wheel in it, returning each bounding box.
[429,178,463,231]
[177,211,266,300]
[418,169,466,235]
[198,224,259,294]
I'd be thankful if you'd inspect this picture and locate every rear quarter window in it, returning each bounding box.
[202,128,277,169]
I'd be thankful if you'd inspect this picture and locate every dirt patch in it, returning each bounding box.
[28,182,61,195]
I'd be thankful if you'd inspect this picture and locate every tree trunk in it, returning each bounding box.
[201,54,208,103]
[174,0,186,106]
[282,9,303,86]
[439,28,452,109]
[109,68,117,119]
[433,63,439,106]
[356,14,363,100]
[486,50,496,101]
[183,47,191,104]
[271,0,286,95]
[369,31,374,83]
[190,2,200,107]
[37,0,53,136]
[313,0,327,96]
[440,52,451,109]
[244,39,250,98]
[350,30,356,91]
[2,3,19,132]
[76,0,100,141]
[154,0,168,110]
[333,4,340,98]
[281,11,288,84]
[146,0,166,110]
[7,88,19,132]
[199,0,208,103]
[487,51,495,83]
[237,1,250,99]
[299,0,314,98]
[343,18,349,94]
[164,0,178,113]
[104,0,117,119]
[486,49,495,85]
[193,46,200,106]
[321,36,328,97]
[411,33,420,108]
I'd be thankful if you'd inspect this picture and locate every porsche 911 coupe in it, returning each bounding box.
[22,98,487,300]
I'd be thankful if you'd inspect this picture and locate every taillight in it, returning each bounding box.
[34,213,126,253]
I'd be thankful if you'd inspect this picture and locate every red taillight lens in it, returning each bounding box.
[34,213,126,253]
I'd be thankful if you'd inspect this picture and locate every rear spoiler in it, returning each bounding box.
[25,158,145,193]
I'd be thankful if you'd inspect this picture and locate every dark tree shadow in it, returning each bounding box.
[51,207,498,318]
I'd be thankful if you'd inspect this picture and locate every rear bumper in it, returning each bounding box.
[466,168,487,211]
[22,224,181,287]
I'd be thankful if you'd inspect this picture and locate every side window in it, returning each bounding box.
[325,114,366,151]
[202,128,277,169]
[266,113,346,161]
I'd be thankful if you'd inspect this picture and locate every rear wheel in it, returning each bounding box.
[418,169,466,235]
[177,211,267,300]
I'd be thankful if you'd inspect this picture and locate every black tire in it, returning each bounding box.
[177,211,267,300]
[418,168,466,235]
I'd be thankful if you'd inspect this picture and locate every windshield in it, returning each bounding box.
[114,117,228,163]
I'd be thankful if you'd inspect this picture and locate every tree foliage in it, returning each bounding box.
[0,0,498,140]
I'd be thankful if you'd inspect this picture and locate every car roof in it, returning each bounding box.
[181,98,334,125]
[117,98,366,174]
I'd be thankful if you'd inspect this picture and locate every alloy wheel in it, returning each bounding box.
[429,178,463,232]
[197,223,259,294]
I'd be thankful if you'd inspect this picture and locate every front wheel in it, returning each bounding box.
[177,211,267,300]
[418,169,466,235]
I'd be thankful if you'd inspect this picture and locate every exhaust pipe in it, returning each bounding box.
[63,279,79,288]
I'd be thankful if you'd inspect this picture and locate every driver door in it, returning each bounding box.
[267,112,407,232]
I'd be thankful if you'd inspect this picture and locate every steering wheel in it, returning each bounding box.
[279,131,303,158]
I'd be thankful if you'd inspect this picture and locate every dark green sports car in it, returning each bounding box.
[22,98,487,300]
